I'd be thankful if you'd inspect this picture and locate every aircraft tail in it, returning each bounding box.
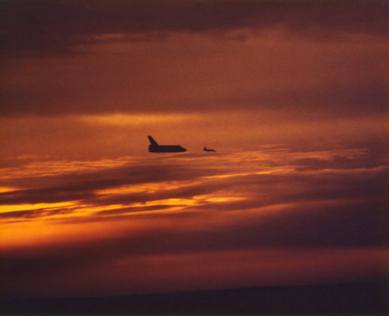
[148,136,158,146]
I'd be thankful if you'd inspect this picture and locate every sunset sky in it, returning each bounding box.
[1,0,388,298]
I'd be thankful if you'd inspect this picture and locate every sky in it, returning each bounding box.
[0,0,388,298]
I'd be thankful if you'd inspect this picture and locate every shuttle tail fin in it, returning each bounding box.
[148,136,158,146]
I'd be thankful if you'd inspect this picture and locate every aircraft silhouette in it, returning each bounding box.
[148,136,187,153]
[203,146,216,152]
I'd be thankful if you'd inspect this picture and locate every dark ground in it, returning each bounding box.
[1,279,388,315]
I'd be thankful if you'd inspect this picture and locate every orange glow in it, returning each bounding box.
[0,201,77,214]
[132,198,200,208]
[79,113,201,126]
[0,186,18,193]
[96,180,203,196]
[0,218,133,249]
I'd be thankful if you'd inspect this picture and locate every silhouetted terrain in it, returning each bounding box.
[1,280,387,315]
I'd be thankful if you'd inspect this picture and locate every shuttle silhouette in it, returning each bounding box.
[148,136,187,153]
[203,146,216,152]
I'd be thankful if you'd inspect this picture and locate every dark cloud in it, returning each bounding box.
[1,0,388,58]
[0,209,45,219]
[1,1,388,119]
[1,199,387,291]
[0,208,73,221]
[95,204,174,216]
[0,161,221,204]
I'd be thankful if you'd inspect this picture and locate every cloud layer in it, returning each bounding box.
[1,1,389,118]
[1,0,389,57]
[1,145,388,297]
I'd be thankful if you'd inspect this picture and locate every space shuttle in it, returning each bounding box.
[148,136,187,153]
[203,146,216,152]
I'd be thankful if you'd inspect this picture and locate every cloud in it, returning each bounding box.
[1,198,387,296]
[1,5,389,119]
[1,1,388,297]
[0,160,221,205]
[1,146,388,297]
[1,1,389,58]
[2,197,387,277]
[1,146,387,228]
